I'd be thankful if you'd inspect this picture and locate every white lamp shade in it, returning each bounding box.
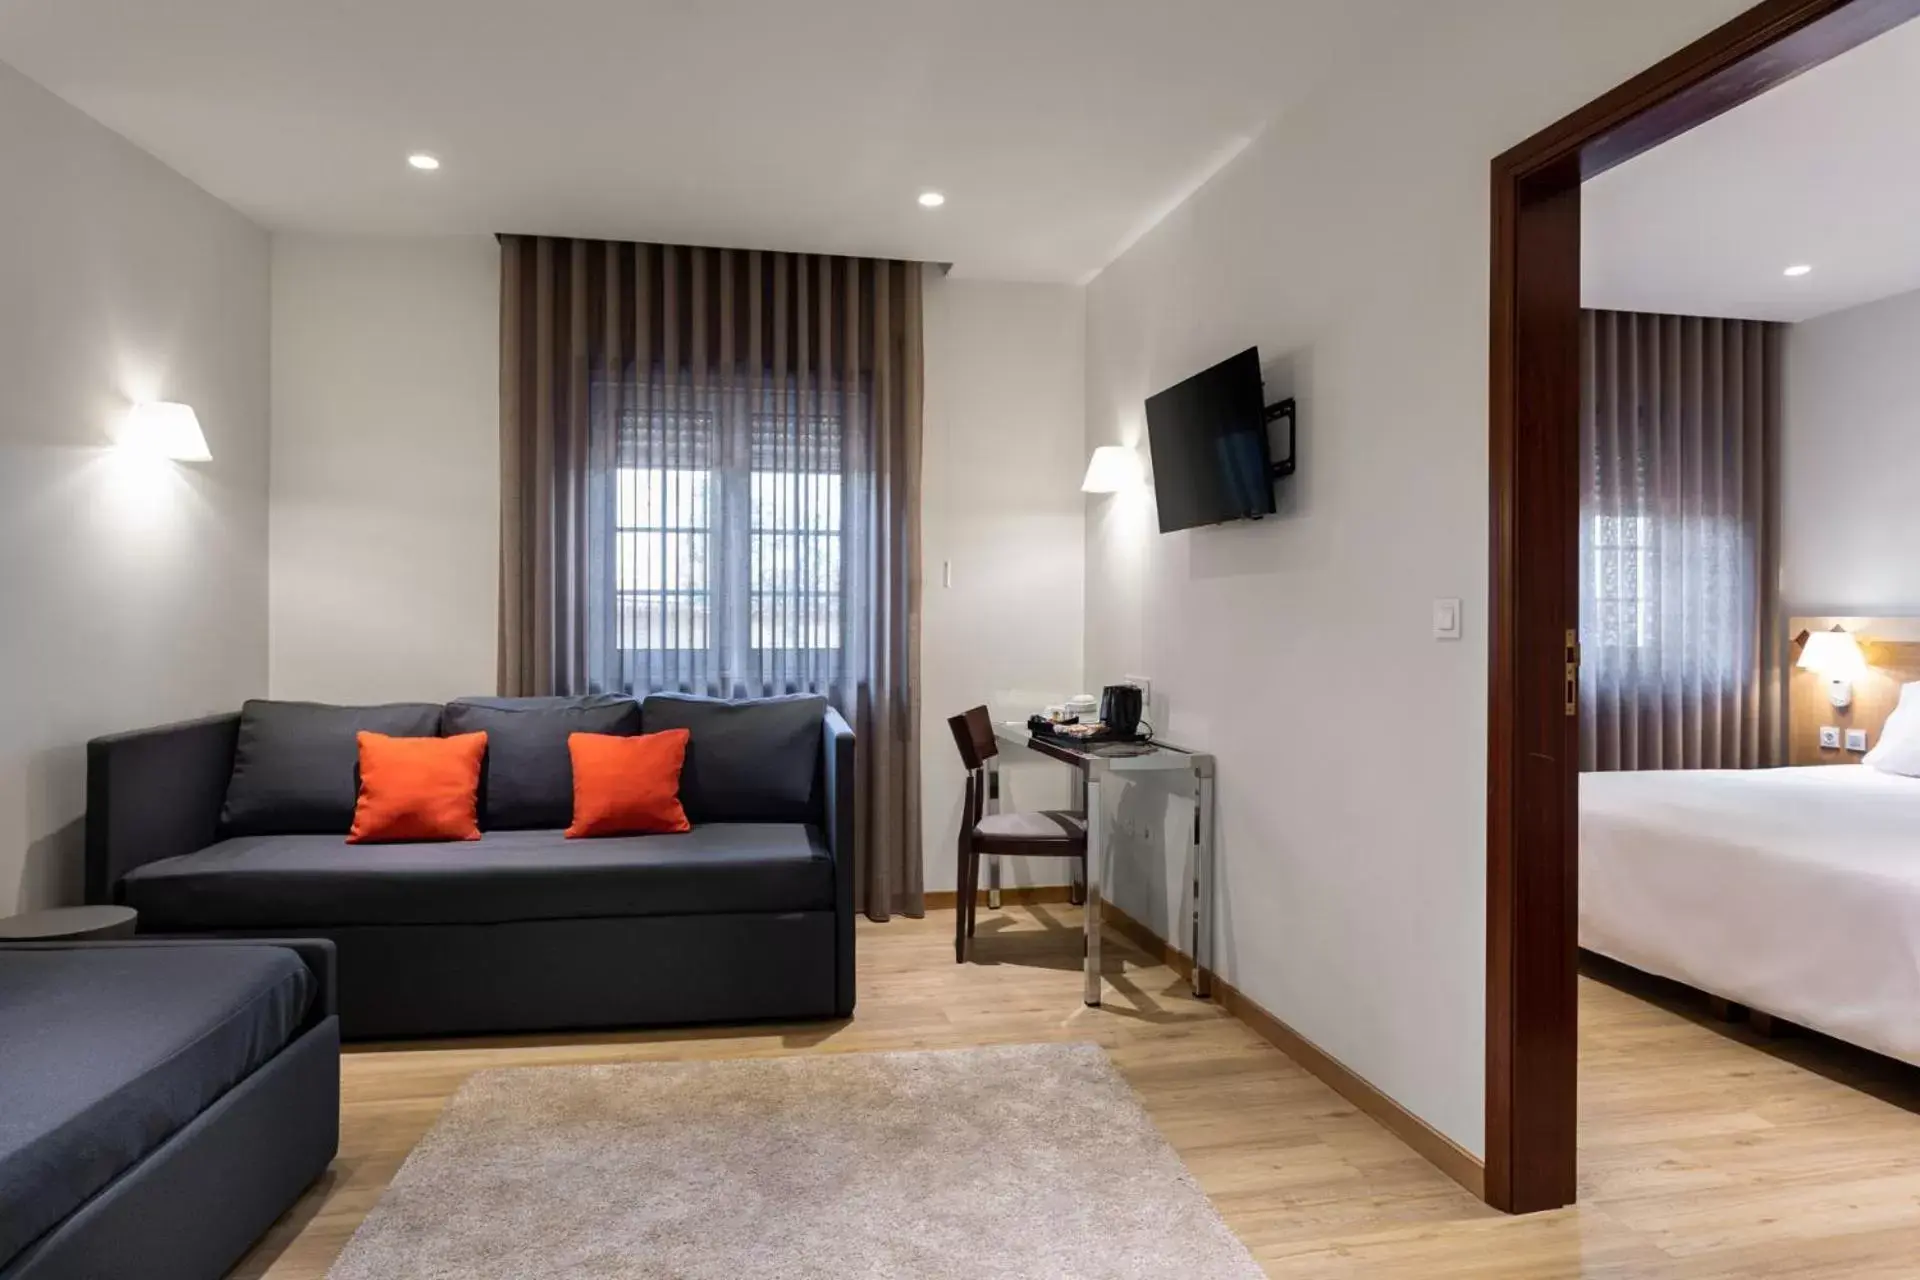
[1081,445,1143,494]
[123,402,211,462]
[1798,628,1867,681]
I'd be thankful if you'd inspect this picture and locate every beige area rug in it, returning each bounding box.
[326,1043,1266,1279]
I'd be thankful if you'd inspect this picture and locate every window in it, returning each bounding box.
[615,467,711,651]
[750,471,842,652]
[1587,509,1749,663]
[1589,513,1653,649]
[606,378,847,693]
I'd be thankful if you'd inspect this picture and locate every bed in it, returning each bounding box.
[1581,764,1920,1066]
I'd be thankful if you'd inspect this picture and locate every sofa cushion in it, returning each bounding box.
[566,730,691,838]
[221,700,444,836]
[348,731,487,844]
[443,696,641,829]
[0,945,314,1269]
[122,826,833,930]
[639,693,826,822]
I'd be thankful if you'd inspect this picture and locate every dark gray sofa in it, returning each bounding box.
[0,937,339,1280]
[86,693,857,1040]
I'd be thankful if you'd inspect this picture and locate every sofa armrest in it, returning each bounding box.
[0,937,338,1028]
[822,706,856,1016]
[86,713,239,903]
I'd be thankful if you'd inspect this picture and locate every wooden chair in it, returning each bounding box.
[947,706,1088,962]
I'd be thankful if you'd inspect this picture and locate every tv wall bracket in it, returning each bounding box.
[1265,399,1298,479]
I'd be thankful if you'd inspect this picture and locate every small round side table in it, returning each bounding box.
[0,905,138,941]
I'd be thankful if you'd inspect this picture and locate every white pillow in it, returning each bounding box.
[1863,682,1920,778]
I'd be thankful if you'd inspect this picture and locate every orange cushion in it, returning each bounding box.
[347,731,487,844]
[566,729,692,838]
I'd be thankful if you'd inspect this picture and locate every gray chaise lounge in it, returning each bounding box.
[0,937,339,1280]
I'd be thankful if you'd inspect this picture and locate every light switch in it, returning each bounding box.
[1819,726,1841,750]
[1432,598,1463,641]
[1846,729,1870,753]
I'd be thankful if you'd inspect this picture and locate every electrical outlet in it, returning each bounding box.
[1846,729,1870,753]
[1819,726,1842,750]
[1123,674,1152,705]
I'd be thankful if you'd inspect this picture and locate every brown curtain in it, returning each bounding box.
[499,235,924,919]
[1580,310,1785,772]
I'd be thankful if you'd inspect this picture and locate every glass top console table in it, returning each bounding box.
[988,722,1215,1007]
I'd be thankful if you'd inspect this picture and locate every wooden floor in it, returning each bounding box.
[238,907,1920,1279]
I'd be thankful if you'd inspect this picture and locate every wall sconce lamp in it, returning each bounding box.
[1798,626,1868,708]
[122,402,211,462]
[1081,445,1143,494]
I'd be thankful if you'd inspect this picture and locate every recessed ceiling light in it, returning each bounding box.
[408,153,441,172]
[917,191,945,208]
[1783,264,1813,277]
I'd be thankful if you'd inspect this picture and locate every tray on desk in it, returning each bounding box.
[1027,718,1152,747]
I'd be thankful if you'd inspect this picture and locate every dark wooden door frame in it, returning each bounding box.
[1486,0,1920,1214]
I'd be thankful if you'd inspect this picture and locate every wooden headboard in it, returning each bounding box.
[1788,615,1920,766]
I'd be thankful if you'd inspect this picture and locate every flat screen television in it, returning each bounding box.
[1143,347,1277,533]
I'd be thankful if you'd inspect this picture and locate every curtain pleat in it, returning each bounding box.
[499,235,924,919]
[1580,309,1784,772]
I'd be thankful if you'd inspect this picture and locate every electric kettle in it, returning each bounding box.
[1099,684,1147,738]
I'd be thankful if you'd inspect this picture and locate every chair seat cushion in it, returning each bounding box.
[122,825,833,930]
[974,810,1087,850]
[0,945,314,1269]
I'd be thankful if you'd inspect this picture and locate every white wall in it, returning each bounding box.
[921,274,1087,892]
[1082,0,1754,1157]
[0,60,271,913]
[269,235,500,702]
[1783,285,1920,612]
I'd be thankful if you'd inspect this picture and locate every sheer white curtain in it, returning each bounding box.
[1580,310,1785,772]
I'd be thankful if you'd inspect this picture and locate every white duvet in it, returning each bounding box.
[1581,765,1920,1066]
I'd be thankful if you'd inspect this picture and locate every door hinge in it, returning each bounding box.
[1564,629,1581,718]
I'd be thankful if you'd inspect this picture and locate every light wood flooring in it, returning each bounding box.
[237,906,1920,1279]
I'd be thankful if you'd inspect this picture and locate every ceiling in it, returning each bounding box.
[0,0,1384,283]
[1584,14,1920,324]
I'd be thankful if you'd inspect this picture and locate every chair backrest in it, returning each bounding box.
[946,706,998,772]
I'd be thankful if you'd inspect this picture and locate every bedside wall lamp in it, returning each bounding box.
[1798,626,1868,709]
[1081,445,1143,494]
[121,402,211,462]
